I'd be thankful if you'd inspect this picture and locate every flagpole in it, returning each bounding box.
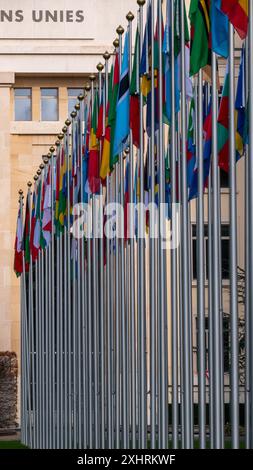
[170,0,179,449]
[126,10,137,450]
[197,69,206,449]
[211,51,223,449]
[180,0,193,449]
[247,0,253,449]
[97,61,105,449]
[64,118,72,448]
[228,23,239,449]
[157,0,168,449]
[102,49,113,448]
[149,0,157,450]
[19,189,25,445]
[244,34,250,450]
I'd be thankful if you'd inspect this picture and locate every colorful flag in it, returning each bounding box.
[41,166,52,248]
[88,90,100,194]
[130,28,140,149]
[220,0,248,39]
[113,31,130,157]
[187,98,197,199]
[235,47,246,160]
[109,53,120,168]
[211,0,229,58]
[218,66,229,172]
[14,206,23,277]
[22,192,31,272]
[100,65,113,180]
[30,186,38,262]
[189,0,211,77]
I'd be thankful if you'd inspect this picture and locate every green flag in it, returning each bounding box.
[189,0,211,76]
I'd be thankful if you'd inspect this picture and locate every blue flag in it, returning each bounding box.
[113,31,130,157]
[211,0,229,58]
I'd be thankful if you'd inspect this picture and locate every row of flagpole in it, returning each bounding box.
[16,0,253,449]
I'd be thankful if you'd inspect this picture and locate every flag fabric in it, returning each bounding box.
[187,98,197,199]
[130,28,140,149]
[100,65,113,180]
[23,193,31,272]
[30,186,39,262]
[88,90,100,194]
[14,206,23,277]
[235,47,246,160]
[211,0,229,58]
[41,165,52,248]
[189,0,211,77]
[109,53,120,168]
[218,65,229,172]
[113,31,130,157]
[189,97,212,199]
[220,0,248,40]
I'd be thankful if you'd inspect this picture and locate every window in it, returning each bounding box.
[220,168,229,188]
[192,224,230,281]
[68,88,84,116]
[195,314,230,374]
[41,88,58,121]
[14,88,32,121]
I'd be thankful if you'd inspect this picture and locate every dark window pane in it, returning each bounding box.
[220,169,229,188]
[192,239,197,280]
[221,225,230,237]
[222,239,230,279]
[68,88,83,97]
[223,317,230,373]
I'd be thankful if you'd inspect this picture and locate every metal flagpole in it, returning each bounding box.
[64,118,72,448]
[97,61,105,450]
[180,0,193,448]
[116,24,129,449]
[244,34,250,450]
[27,181,36,448]
[54,142,60,449]
[136,0,147,451]
[90,72,100,449]
[228,23,239,449]
[126,10,137,450]
[211,51,223,449]
[19,189,25,445]
[170,0,179,449]
[158,0,168,449]
[150,0,157,450]
[103,49,113,449]
[197,70,206,449]
[247,1,253,449]
[70,112,78,449]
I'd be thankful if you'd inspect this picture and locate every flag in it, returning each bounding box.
[109,53,120,168]
[187,98,197,199]
[189,97,212,199]
[22,192,31,272]
[211,0,229,58]
[113,31,130,157]
[130,28,140,149]
[218,66,229,172]
[96,80,105,141]
[88,90,100,194]
[30,186,38,262]
[100,64,113,180]
[14,206,23,277]
[41,166,52,248]
[220,0,248,40]
[57,148,67,233]
[189,0,211,77]
[235,47,246,160]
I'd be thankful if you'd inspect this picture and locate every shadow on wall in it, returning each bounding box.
[0,352,18,430]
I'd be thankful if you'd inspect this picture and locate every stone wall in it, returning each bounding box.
[0,352,18,429]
